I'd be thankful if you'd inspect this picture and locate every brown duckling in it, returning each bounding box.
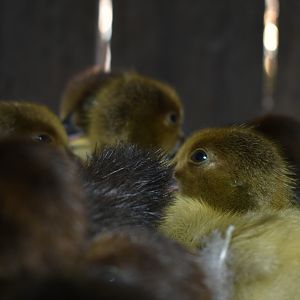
[2,230,211,300]
[0,139,86,277]
[174,126,295,212]
[0,101,68,148]
[60,67,184,155]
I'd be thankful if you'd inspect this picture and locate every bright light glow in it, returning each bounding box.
[262,0,279,111]
[265,0,279,18]
[263,23,279,52]
[96,0,113,71]
[264,56,276,77]
[104,46,111,72]
[98,0,113,41]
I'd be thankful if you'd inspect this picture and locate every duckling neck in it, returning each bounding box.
[159,195,240,250]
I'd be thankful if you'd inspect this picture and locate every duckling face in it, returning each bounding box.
[127,78,184,153]
[89,73,184,154]
[174,127,294,212]
[0,102,68,148]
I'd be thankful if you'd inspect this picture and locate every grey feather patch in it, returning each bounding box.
[198,225,235,300]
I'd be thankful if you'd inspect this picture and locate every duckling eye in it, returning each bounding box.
[166,112,178,125]
[34,134,52,143]
[190,149,208,163]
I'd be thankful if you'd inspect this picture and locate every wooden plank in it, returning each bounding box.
[274,0,300,117]
[0,0,265,130]
[0,0,98,113]
[112,0,265,132]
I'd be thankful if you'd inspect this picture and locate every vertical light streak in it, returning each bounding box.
[262,0,279,111]
[96,0,113,72]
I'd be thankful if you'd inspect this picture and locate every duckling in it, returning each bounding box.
[85,228,212,300]
[160,127,300,299]
[0,139,86,277]
[0,101,68,148]
[160,194,300,300]
[0,228,213,300]
[60,67,184,155]
[2,230,211,300]
[174,126,295,212]
[247,114,300,200]
[80,144,176,236]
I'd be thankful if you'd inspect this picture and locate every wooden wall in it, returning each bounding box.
[274,0,300,119]
[0,0,299,133]
[112,0,265,133]
[0,0,98,112]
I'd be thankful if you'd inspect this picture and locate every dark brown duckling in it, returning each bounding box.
[2,229,212,300]
[0,139,86,277]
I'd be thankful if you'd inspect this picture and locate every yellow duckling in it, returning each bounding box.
[160,195,300,300]
[159,126,300,299]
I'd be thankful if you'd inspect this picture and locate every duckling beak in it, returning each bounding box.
[174,164,185,181]
[63,114,83,137]
[167,177,180,193]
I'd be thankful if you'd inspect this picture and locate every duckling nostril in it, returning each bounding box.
[167,177,179,193]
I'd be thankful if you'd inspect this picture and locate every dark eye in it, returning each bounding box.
[190,149,208,163]
[166,112,177,125]
[34,134,52,143]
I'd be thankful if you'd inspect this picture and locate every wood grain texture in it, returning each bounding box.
[274,0,300,117]
[0,0,98,112]
[0,0,265,132]
[112,0,264,132]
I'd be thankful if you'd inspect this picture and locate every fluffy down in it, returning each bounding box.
[81,144,176,235]
[160,194,300,300]
[0,139,86,277]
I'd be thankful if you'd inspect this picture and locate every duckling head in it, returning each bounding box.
[87,72,184,154]
[174,126,295,212]
[0,101,68,148]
